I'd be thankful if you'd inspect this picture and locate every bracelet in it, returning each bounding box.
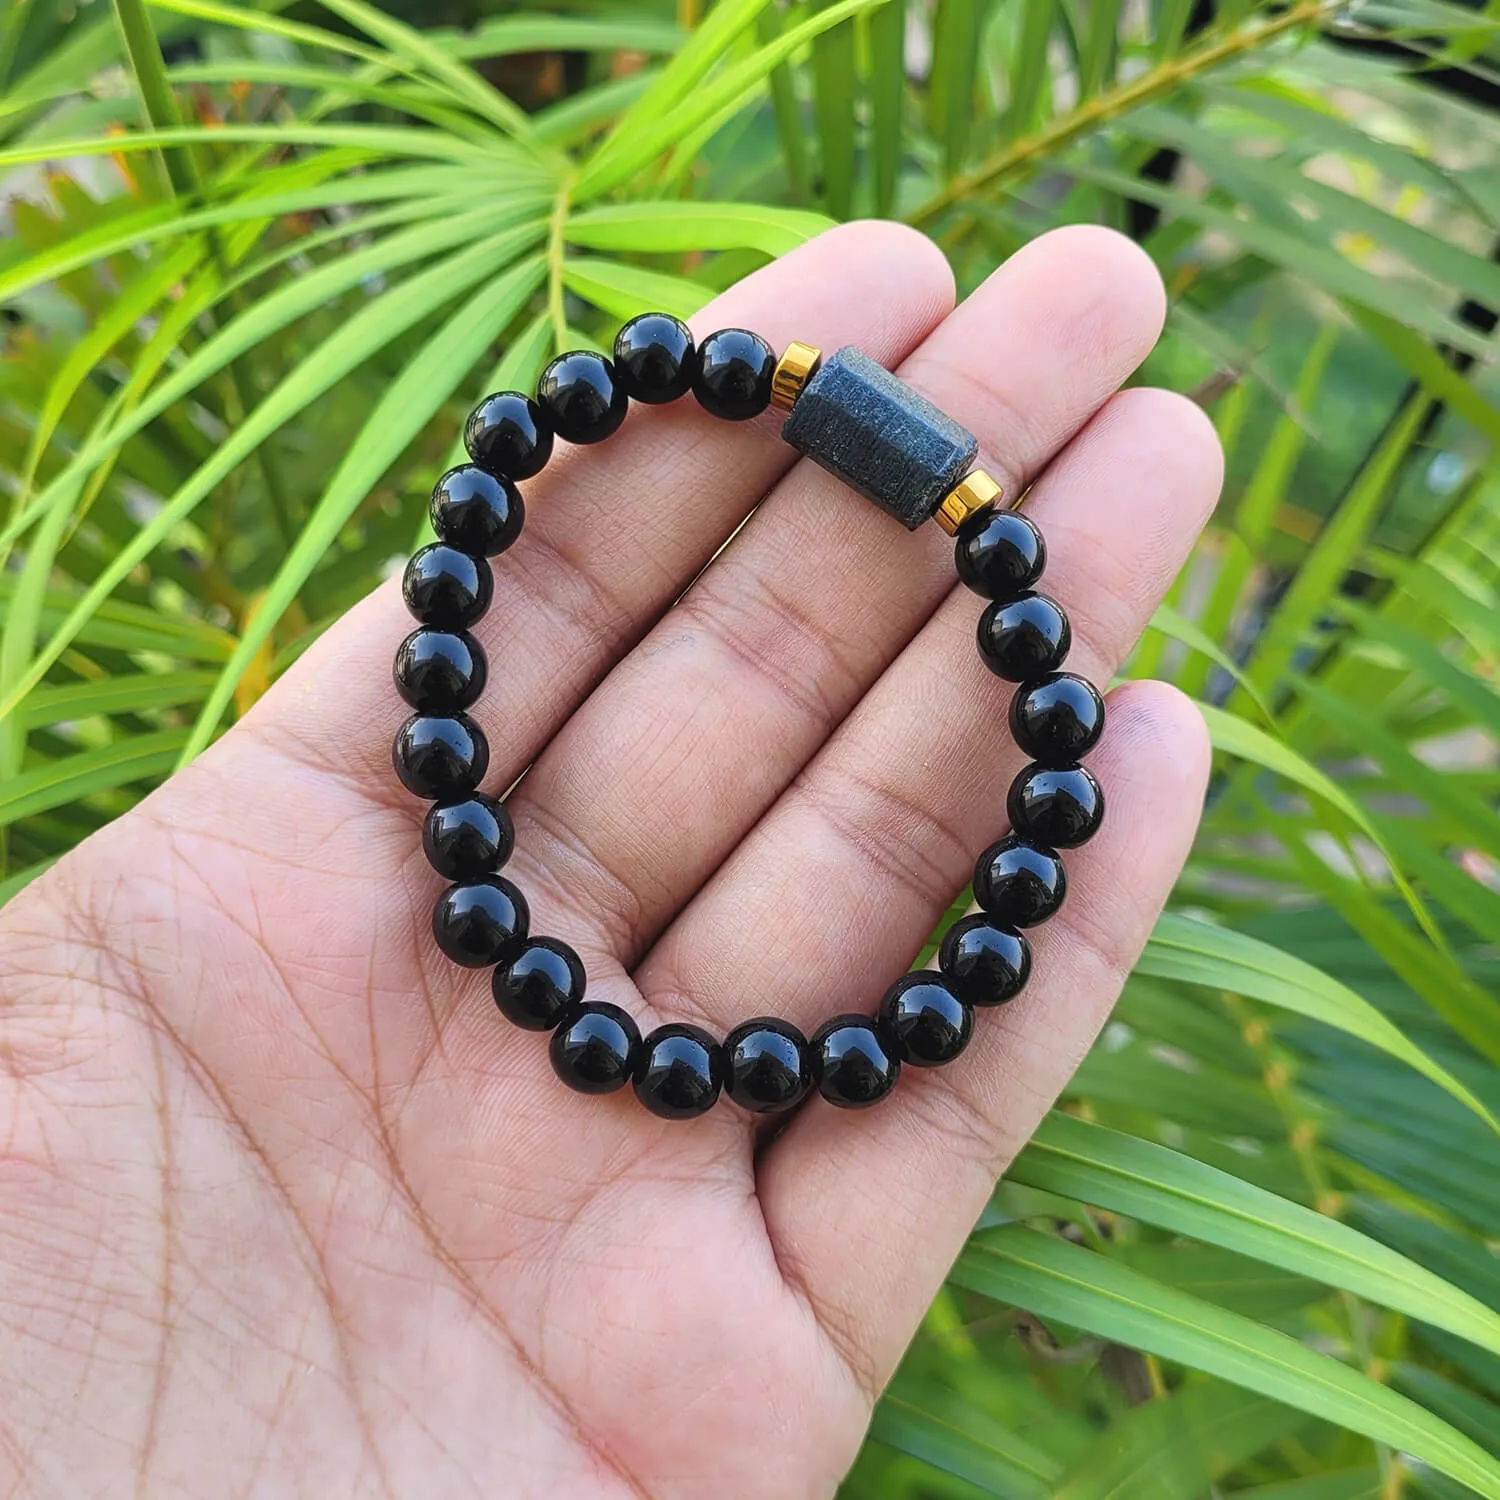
[392,314,1105,1121]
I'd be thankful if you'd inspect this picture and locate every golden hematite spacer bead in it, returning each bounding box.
[770,341,823,411]
[933,468,1005,536]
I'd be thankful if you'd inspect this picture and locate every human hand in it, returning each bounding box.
[0,221,1220,1499]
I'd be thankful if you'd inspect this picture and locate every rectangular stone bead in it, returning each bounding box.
[780,346,979,529]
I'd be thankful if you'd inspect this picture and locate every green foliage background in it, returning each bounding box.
[4,0,1500,1492]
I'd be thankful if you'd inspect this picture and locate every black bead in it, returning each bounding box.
[977,593,1071,681]
[494,937,585,1031]
[878,972,974,1067]
[633,1022,725,1120]
[1010,672,1105,766]
[393,628,487,714]
[723,1017,812,1115]
[955,509,1046,600]
[433,876,528,968]
[465,390,552,480]
[1008,764,1105,849]
[402,543,493,630]
[693,328,776,420]
[550,1001,641,1094]
[973,835,1067,927]
[430,465,524,558]
[939,915,1031,1007]
[537,350,628,445]
[422,793,513,880]
[392,712,488,800]
[613,313,697,404]
[810,1014,900,1109]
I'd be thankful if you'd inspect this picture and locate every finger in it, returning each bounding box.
[502,227,1167,966]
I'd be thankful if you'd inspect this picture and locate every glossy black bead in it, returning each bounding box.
[422,793,513,880]
[392,712,488,800]
[464,390,552,480]
[537,350,628,445]
[973,835,1067,927]
[955,508,1046,600]
[550,1001,641,1095]
[693,327,776,420]
[723,1017,812,1114]
[1008,763,1105,849]
[939,915,1031,1007]
[613,312,697,404]
[1010,672,1105,766]
[402,543,493,630]
[494,936,585,1031]
[430,465,524,558]
[878,972,974,1067]
[633,1023,725,1120]
[810,1014,900,1109]
[393,628,487,714]
[433,876,528,968]
[977,593,1071,681]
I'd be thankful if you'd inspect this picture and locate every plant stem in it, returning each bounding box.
[546,172,574,355]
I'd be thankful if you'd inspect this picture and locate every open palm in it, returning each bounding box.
[0,222,1219,1500]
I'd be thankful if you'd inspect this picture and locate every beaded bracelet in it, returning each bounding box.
[392,314,1104,1121]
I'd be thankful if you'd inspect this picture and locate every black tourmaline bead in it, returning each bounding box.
[878,972,973,1067]
[494,937,585,1031]
[810,1014,900,1109]
[694,328,777,420]
[550,1001,642,1094]
[430,465,524,558]
[1008,764,1104,849]
[422,793,513,880]
[973,835,1067,927]
[537,351,629,445]
[614,312,697,404]
[433,876,528,968]
[465,391,553,480]
[402,543,493,630]
[723,1017,812,1114]
[1010,673,1105,766]
[939,915,1031,1007]
[392,712,488,800]
[394,629,487,714]
[977,593,1072,681]
[633,1023,725,1120]
[955,509,1046,600]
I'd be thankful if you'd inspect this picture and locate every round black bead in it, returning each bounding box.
[977,593,1071,681]
[392,712,488,800]
[878,972,973,1067]
[955,509,1046,600]
[939,915,1031,1007]
[693,328,776,420]
[494,937,585,1031]
[613,313,697,404]
[402,543,492,630]
[1008,764,1104,849]
[973,835,1067,927]
[550,1001,641,1095]
[464,390,552,480]
[537,350,628,445]
[810,1014,900,1109]
[422,793,513,880]
[633,1023,725,1120]
[1010,672,1105,766]
[393,628,487,714]
[723,1017,812,1115]
[430,465,524,558]
[433,876,528,968]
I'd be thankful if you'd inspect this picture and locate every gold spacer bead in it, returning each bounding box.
[770,340,822,411]
[933,468,1004,536]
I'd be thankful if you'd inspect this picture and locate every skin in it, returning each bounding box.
[0,221,1221,1500]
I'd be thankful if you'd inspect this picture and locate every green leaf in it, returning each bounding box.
[0,729,190,828]
[869,0,905,214]
[562,257,708,322]
[22,671,217,727]
[810,1,857,218]
[870,1389,1059,1498]
[566,200,833,257]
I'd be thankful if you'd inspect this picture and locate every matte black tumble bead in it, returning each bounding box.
[394,629,487,714]
[465,391,552,480]
[430,465,524,558]
[978,593,1071,681]
[939,915,1031,1006]
[723,1018,812,1114]
[494,937,585,1031]
[878,973,973,1067]
[1008,764,1105,849]
[955,509,1046,600]
[433,877,528,968]
[402,543,492,630]
[973,835,1067,927]
[392,712,488,800]
[614,313,697,404]
[550,1002,642,1094]
[633,1023,725,1120]
[1010,673,1105,766]
[810,1015,900,1108]
[694,328,777,420]
[537,351,629,445]
[422,793,513,880]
